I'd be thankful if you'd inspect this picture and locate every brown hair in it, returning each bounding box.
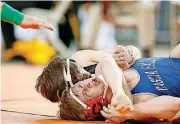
[35,56,95,120]
[59,89,105,121]
[59,90,94,121]
[36,56,83,102]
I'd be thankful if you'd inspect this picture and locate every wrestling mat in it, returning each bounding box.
[1,63,175,124]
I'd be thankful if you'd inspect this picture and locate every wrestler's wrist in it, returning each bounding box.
[125,111,135,120]
[92,51,111,63]
[112,89,127,98]
[98,50,113,59]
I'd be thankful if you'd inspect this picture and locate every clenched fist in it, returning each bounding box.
[113,45,135,69]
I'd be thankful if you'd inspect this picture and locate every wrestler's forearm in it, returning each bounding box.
[127,96,180,120]
[71,49,114,67]
[99,55,125,94]
[71,45,140,67]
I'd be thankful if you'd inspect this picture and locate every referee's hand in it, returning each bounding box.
[19,15,54,31]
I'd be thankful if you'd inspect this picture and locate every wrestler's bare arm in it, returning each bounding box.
[71,49,114,67]
[99,55,127,95]
[98,55,133,110]
[128,96,180,120]
[71,45,141,67]
[170,43,180,58]
[101,96,180,123]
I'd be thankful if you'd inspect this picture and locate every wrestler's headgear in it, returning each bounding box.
[63,58,109,118]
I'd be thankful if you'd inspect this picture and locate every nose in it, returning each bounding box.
[84,81,96,91]
[84,85,89,91]
[83,82,94,91]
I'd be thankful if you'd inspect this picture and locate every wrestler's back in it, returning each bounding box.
[124,57,180,104]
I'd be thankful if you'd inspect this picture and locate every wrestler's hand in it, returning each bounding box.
[111,93,133,114]
[113,45,134,69]
[19,15,54,31]
[101,105,130,123]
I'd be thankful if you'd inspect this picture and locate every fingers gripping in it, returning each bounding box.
[101,104,126,123]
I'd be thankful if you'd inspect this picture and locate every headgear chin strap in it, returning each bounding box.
[64,58,109,118]
[84,96,108,117]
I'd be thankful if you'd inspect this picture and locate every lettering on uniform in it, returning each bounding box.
[139,59,168,91]
[140,60,156,69]
[145,71,167,91]
[145,71,158,75]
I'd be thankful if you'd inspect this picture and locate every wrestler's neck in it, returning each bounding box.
[106,87,113,103]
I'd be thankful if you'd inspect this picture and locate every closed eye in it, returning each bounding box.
[87,82,91,88]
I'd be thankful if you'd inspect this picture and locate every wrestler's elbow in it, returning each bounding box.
[71,50,91,66]
[71,51,84,61]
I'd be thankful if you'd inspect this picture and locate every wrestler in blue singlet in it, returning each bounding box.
[83,57,180,97]
[130,57,180,97]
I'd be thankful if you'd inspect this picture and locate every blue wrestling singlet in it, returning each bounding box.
[130,57,180,97]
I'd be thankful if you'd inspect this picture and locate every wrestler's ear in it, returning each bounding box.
[82,72,91,80]
[56,96,63,102]
[56,89,68,102]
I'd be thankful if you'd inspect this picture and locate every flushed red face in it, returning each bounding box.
[71,76,111,117]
